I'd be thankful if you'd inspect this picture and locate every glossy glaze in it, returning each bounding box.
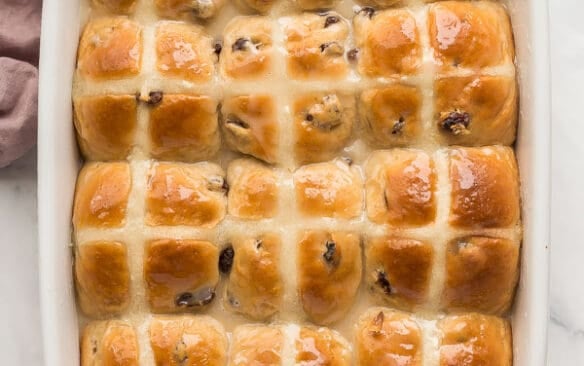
[144,239,219,313]
[145,163,227,227]
[74,94,137,161]
[355,308,422,366]
[221,95,279,164]
[354,8,421,77]
[366,237,434,309]
[294,160,363,219]
[227,159,279,219]
[359,85,422,148]
[293,93,355,165]
[81,321,139,366]
[149,316,228,366]
[285,12,349,80]
[225,234,282,320]
[77,17,142,79]
[428,1,514,72]
[221,17,273,79]
[449,147,520,229]
[443,236,519,314]
[73,162,131,229]
[439,314,512,366]
[297,231,362,325]
[155,22,215,82]
[75,241,130,317]
[366,149,436,226]
[296,327,352,366]
[229,325,283,366]
[149,94,220,161]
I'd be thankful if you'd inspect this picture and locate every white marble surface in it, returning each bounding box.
[0,1,580,365]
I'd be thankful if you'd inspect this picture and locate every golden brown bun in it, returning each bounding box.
[295,0,340,10]
[145,162,227,227]
[365,149,436,226]
[443,236,519,314]
[294,159,363,219]
[149,315,228,366]
[221,95,279,164]
[229,325,283,366]
[354,8,421,77]
[73,162,131,230]
[74,95,137,161]
[354,0,403,6]
[297,231,362,325]
[77,17,142,80]
[434,75,517,146]
[439,313,512,366]
[144,239,219,313]
[366,236,434,310]
[233,0,276,13]
[296,326,352,366]
[227,159,279,219]
[75,241,130,318]
[221,17,273,79]
[285,12,349,80]
[155,22,215,82]
[293,93,355,165]
[92,0,137,14]
[359,85,422,148]
[81,321,139,366]
[448,147,520,229]
[224,234,283,320]
[154,0,225,20]
[148,94,220,161]
[428,1,514,73]
[355,308,422,366]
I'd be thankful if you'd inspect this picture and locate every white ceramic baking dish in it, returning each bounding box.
[37,0,551,364]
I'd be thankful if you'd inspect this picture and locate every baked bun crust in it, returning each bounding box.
[439,313,512,366]
[443,236,519,314]
[428,1,514,72]
[148,94,220,161]
[91,0,137,14]
[145,163,227,227]
[229,325,284,366]
[365,149,436,226]
[73,162,131,230]
[296,326,352,366]
[74,95,137,161]
[233,0,277,13]
[366,236,434,310]
[155,22,215,82]
[295,0,340,10]
[227,158,279,219]
[355,308,423,366]
[294,159,363,219]
[149,315,228,366]
[77,17,142,80]
[81,321,139,366]
[154,0,226,20]
[297,230,362,324]
[293,93,355,165]
[285,12,349,80]
[434,75,517,146]
[448,146,520,229]
[75,241,130,318]
[354,8,421,77]
[144,239,219,313]
[359,85,422,148]
[221,17,273,79]
[221,95,279,164]
[224,233,283,320]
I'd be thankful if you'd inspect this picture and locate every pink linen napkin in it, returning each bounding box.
[0,0,42,168]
